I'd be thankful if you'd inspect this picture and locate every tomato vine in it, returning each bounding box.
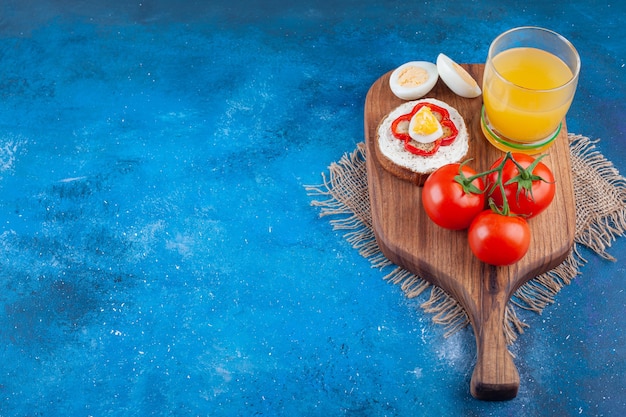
[456,152,554,217]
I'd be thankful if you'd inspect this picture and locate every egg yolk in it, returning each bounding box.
[412,106,441,136]
[397,66,429,87]
[453,61,479,88]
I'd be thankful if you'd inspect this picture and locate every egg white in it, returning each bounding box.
[389,61,438,100]
[436,53,482,98]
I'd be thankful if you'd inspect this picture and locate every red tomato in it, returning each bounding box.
[468,210,531,266]
[487,153,555,218]
[422,163,485,230]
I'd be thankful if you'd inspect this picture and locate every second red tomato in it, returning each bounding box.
[487,153,556,218]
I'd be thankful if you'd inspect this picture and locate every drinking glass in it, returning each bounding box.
[481,27,580,154]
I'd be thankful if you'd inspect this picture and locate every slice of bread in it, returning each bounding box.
[375,98,469,185]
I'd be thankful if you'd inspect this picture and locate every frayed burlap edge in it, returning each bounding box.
[306,133,626,344]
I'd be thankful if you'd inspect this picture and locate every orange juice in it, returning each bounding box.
[483,47,575,142]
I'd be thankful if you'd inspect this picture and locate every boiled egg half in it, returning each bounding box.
[436,53,482,98]
[389,61,438,100]
[409,106,443,143]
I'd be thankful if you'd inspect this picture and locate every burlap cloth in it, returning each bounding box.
[307,134,626,344]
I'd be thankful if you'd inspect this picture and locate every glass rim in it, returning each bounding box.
[487,26,581,93]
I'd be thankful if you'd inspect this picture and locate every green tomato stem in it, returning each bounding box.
[454,151,552,217]
[455,151,545,217]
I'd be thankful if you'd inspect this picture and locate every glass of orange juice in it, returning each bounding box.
[481,27,580,154]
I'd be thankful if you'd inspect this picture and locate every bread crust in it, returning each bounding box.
[375,98,468,186]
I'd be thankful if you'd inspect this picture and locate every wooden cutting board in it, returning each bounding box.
[364,65,576,401]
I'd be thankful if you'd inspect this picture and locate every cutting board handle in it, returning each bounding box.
[468,276,520,401]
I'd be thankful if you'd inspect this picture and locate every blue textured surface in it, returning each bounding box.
[0,1,625,415]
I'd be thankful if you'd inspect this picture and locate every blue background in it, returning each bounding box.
[0,1,624,415]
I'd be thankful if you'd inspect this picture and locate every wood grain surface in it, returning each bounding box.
[364,65,576,401]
